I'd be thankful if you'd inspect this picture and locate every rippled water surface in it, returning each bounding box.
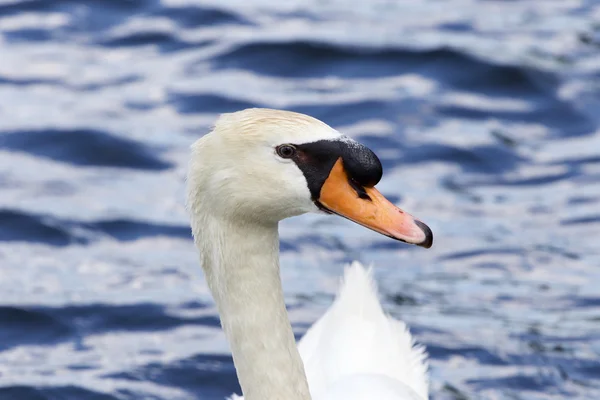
[1,0,600,399]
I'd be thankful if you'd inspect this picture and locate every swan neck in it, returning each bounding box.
[196,217,311,400]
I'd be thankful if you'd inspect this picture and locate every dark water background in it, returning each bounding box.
[1,0,599,399]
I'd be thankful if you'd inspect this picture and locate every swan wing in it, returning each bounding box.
[297,262,428,400]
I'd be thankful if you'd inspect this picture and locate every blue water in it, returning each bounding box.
[0,0,599,399]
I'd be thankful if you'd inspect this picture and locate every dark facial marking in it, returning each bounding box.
[290,140,339,200]
[288,137,383,201]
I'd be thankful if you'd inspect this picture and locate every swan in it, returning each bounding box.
[186,108,433,400]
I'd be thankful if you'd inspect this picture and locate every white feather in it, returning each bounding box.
[299,261,428,400]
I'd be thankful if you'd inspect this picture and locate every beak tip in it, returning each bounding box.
[415,220,433,249]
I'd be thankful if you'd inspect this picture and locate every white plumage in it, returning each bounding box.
[299,262,428,400]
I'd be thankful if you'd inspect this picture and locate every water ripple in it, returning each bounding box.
[0,129,172,170]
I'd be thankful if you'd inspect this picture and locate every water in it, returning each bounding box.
[0,0,599,399]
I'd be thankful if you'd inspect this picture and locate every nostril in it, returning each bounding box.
[348,178,371,200]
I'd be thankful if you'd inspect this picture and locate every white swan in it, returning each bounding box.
[186,108,433,400]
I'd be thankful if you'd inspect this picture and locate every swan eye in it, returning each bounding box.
[276,144,296,159]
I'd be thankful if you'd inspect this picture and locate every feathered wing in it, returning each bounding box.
[297,261,428,399]
[228,261,428,400]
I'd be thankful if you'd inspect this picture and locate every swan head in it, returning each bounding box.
[187,108,432,248]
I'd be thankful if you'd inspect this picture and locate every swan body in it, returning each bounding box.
[186,108,432,400]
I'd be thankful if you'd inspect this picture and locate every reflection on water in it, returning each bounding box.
[0,0,599,399]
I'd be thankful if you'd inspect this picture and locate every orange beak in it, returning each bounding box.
[317,159,433,248]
